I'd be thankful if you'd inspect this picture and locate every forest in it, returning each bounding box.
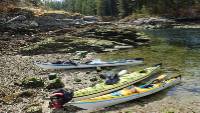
[42,0,200,18]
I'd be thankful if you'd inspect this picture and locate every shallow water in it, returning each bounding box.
[99,28,200,112]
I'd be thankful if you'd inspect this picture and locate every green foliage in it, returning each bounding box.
[42,0,199,18]
[96,0,118,16]
[27,0,43,6]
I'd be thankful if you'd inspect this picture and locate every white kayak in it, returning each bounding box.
[34,58,144,69]
[69,74,181,110]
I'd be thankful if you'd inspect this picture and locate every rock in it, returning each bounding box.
[132,18,146,25]
[135,37,150,42]
[74,78,82,82]
[74,51,88,59]
[96,22,112,25]
[30,21,38,27]
[102,48,119,52]
[83,16,98,22]
[132,17,175,26]
[135,32,151,42]
[96,67,102,72]
[1,94,17,105]
[48,73,58,80]
[21,77,44,88]
[90,77,98,82]
[86,71,90,74]
[74,19,86,25]
[114,45,133,49]
[17,90,36,98]
[25,105,42,113]
[46,78,64,90]
[0,89,6,98]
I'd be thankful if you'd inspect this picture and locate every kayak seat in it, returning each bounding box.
[139,70,147,73]
[139,84,153,88]
[105,74,120,85]
[85,60,92,64]
[68,60,78,66]
[52,60,78,66]
[52,61,65,64]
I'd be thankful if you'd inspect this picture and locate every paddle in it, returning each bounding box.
[145,73,181,86]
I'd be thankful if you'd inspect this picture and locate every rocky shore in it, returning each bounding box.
[0,7,152,56]
[0,53,106,113]
[1,7,199,113]
[0,7,151,113]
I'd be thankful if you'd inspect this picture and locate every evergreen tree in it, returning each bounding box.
[74,0,82,13]
[96,0,107,16]
[117,0,133,17]
[110,0,118,16]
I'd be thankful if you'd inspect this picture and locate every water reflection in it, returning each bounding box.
[145,28,200,48]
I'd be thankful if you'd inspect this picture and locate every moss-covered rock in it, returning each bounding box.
[25,105,42,113]
[21,77,44,88]
[90,77,98,82]
[74,78,82,82]
[17,90,36,98]
[48,73,58,80]
[46,78,64,90]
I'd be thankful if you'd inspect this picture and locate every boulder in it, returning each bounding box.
[25,105,42,113]
[46,78,64,90]
[132,17,175,26]
[74,78,82,82]
[17,90,36,98]
[83,16,98,22]
[114,45,133,49]
[48,73,58,80]
[21,77,44,88]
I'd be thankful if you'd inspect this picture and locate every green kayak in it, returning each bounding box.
[73,64,161,101]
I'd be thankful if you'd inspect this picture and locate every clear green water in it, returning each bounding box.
[100,28,200,96]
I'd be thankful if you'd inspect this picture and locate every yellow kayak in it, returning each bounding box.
[73,64,161,100]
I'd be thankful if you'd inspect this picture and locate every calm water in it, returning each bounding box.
[100,28,200,101]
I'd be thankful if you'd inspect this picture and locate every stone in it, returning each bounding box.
[74,78,82,82]
[21,77,44,88]
[25,105,42,113]
[114,45,133,49]
[30,21,39,27]
[83,16,98,22]
[90,77,98,82]
[48,73,58,80]
[46,78,64,90]
[17,90,36,98]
